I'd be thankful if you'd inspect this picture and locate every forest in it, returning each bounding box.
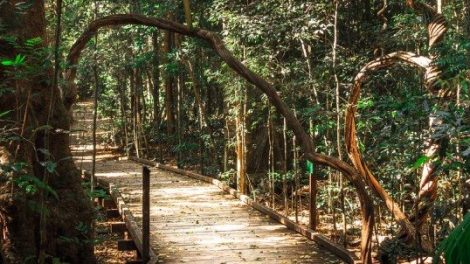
[0,0,469,263]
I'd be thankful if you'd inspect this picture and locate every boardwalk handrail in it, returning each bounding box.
[142,166,150,263]
[81,169,159,263]
[130,156,360,264]
[109,183,158,263]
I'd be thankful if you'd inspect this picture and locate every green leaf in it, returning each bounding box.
[87,189,108,199]
[410,155,431,169]
[1,60,14,66]
[357,97,375,109]
[0,110,12,118]
[40,161,57,173]
[1,54,25,67]
[25,185,37,194]
[434,213,470,264]
[15,175,58,199]
[11,162,28,172]
[25,37,42,47]
[14,54,25,65]
[15,1,34,12]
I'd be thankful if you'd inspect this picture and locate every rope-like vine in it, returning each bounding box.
[344,1,448,251]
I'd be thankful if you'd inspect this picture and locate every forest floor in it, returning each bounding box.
[94,215,136,263]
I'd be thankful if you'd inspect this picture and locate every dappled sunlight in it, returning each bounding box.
[94,172,131,178]
[77,159,339,262]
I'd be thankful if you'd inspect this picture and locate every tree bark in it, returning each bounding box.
[0,2,94,263]
[235,109,247,194]
[130,69,140,157]
[332,0,347,243]
[117,75,130,153]
[183,0,193,28]
[465,0,470,37]
[152,31,161,127]
[163,18,176,135]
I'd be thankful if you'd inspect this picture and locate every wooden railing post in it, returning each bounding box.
[142,166,150,263]
[307,161,317,231]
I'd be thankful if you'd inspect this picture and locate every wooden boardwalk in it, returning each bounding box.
[70,101,342,263]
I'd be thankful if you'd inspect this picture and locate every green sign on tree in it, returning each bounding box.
[306,160,314,174]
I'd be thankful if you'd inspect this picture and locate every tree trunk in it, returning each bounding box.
[135,68,148,157]
[91,44,99,198]
[163,21,176,135]
[176,64,183,167]
[283,118,288,216]
[183,0,193,28]
[0,2,94,263]
[187,60,207,173]
[268,108,275,208]
[292,124,299,223]
[332,0,347,242]
[117,75,130,154]
[235,87,247,194]
[130,69,140,158]
[465,0,470,37]
[187,61,207,127]
[152,31,161,127]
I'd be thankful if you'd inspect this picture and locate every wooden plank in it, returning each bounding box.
[153,239,316,249]
[125,260,142,264]
[309,172,317,230]
[157,247,329,256]
[156,250,332,264]
[149,219,279,227]
[110,222,127,233]
[106,208,120,218]
[142,166,150,263]
[81,167,158,263]
[118,239,137,251]
[109,183,159,263]
[150,223,308,234]
[78,152,345,264]
[102,198,115,209]
[130,156,357,264]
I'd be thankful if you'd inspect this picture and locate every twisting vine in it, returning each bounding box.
[344,0,448,252]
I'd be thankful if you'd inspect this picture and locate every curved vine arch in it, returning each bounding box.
[344,0,448,252]
[345,51,433,246]
[64,14,374,263]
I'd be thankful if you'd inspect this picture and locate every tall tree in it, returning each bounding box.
[0,2,94,262]
[163,14,176,135]
[152,30,161,127]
